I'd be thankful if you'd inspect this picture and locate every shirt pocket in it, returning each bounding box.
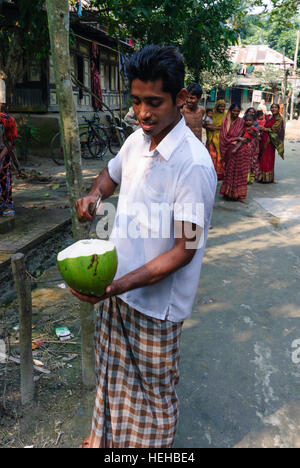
[142,161,173,203]
[141,181,165,202]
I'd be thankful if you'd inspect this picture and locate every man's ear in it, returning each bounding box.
[176,88,188,108]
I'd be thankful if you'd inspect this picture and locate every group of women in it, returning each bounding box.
[205,100,285,204]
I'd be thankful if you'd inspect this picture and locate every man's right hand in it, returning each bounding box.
[75,194,100,222]
[75,168,117,222]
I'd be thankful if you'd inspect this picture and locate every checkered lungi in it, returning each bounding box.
[89,296,183,448]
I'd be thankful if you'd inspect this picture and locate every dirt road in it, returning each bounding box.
[175,139,300,448]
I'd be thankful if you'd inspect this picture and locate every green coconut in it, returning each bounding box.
[57,239,118,297]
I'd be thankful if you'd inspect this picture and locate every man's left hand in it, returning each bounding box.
[70,280,122,304]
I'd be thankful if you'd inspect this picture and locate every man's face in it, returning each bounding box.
[186,93,199,109]
[131,78,186,139]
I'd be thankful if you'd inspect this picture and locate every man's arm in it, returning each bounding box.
[205,122,222,131]
[75,167,118,222]
[71,221,202,304]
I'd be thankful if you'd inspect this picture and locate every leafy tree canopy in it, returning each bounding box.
[238,6,300,65]
[77,0,244,80]
[0,0,49,65]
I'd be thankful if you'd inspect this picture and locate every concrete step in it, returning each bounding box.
[0,216,72,305]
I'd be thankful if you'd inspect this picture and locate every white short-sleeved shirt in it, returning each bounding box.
[107,116,217,322]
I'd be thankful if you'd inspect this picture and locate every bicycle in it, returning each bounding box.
[104,114,131,156]
[80,115,108,160]
[81,114,129,158]
[50,129,89,166]
[50,114,131,165]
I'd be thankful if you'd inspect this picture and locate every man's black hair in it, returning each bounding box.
[244,113,255,121]
[187,83,202,99]
[126,45,185,104]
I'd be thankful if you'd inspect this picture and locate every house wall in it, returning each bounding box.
[204,86,278,113]
[10,36,129,116]
[10,35,130,157]
[48,36,128,114]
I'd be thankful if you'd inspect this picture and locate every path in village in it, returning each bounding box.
[1,125,300,448]
[176,134,300,448]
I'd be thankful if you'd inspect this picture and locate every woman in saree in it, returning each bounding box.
[220,104,257,204]
[0,112,17,217]
[205,99,226,180]
[243,108,260,184]
[259,103,285,183]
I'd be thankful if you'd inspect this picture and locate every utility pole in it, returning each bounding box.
[290,30,300,120]
[282,48,289,121]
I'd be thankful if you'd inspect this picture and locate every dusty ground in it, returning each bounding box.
[1,123,300,448]
[0,266,95,448]
[0,152,111,448]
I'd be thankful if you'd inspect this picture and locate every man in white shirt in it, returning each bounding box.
[74,45,217,448]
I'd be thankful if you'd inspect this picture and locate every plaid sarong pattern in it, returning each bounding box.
[89,296,183,448]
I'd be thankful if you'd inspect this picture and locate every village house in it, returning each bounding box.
[207,45,294,111]
[3,2,131,114]
[0,0,132,148]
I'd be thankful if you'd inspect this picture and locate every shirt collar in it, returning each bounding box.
[142,116,187,161]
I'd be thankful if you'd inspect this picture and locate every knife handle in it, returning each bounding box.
[88,202,96,217]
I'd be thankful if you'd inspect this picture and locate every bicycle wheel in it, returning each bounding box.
[50,132,64,166]
[87,130,108,159]
[108,128,126,156]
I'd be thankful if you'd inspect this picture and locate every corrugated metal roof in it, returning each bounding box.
[229,45,294,65]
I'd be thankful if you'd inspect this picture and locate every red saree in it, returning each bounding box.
[0,113,17,212]
[259,114,284,183]
[220,116,254,200]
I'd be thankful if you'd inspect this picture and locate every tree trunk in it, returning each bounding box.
[3,31,26,109]
[46,0,95,388]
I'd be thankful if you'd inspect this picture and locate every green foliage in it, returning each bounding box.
[16,115,40,161]
[240,11,300,64]
[0,0,49,70]
[198,63,239,94]
[269,0,300,24]
[86,0,243,78]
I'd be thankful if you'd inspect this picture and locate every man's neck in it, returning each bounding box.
[185,104,198,113]
[150,113,181,151]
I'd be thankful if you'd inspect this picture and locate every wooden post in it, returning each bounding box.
[11,253,34,404]
[282,48,289,121]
